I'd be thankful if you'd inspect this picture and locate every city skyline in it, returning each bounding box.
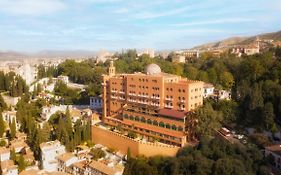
[0,0,281,52]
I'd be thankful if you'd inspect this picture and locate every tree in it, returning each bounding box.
[0,95,7,111]
[65,107,73,138]
[127,131,137,139]
[219,71,234,90]
[0,114,6,137]
[18,154,26,172]
[263,102,275,131]
[10,148,16,162]
[10,118,16,139]
[90,148,106,160]
[195,103,223,136]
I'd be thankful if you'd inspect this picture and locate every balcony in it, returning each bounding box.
[119,91,125,94]
[164,105,173,109]
[111,96,118,99]
[165,98,173,101]
[151,103,160,107]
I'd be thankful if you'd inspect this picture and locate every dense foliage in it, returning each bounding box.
[48,109,91,151]
[124,137,270,175]
[0,71,28,97]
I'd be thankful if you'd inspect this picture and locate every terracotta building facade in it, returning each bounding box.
[101,61,204,147]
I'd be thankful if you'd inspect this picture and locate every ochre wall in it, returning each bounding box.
[92,126,179,157]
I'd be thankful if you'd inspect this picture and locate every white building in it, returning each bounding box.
[57,75,69,84]
[41,105,68,121]
[57,153,78,174]
[172,55,185,63]
[90,96,102,110]
[15,63,37,85]
[2,110,17,124]
[137,49,155,58]
[40,140,66,172]
[0,147,10,162]
[216,90,231,100]
[203,83,215,98]
[0,160,18,175]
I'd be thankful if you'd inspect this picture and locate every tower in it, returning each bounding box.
[108,60,115,77]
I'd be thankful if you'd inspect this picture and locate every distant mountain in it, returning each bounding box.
[192,30,281,50]
[0,51,27,60]
[0,50,99,60]
[36,50,98,58]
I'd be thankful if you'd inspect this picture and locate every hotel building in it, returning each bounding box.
[101,61,204,147]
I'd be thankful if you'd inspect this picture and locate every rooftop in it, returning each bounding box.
[266,145,281,156]
[40,140,61,150]
[158,108,187,120]
[89,160,118,175]
[57,153,75,162]
[0,160,17,171]
[0,147,10,154]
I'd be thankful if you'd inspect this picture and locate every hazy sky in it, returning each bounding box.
[0,0,280,52]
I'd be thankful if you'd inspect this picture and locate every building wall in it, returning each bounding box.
[0,152,10,162]
[92,126,179,157]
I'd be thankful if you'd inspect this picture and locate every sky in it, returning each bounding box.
[0,0,281,52]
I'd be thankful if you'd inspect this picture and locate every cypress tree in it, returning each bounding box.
[0,114,5,137]
[10,118,16,139]
[10,148,16,162]
[18,154,26,172]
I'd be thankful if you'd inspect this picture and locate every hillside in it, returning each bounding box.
[192,30,281,50]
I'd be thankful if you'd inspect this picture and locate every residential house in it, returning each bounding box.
[57,153,78,174]
[0,147,10,161]
[40,140,66,172]
[0,160,18,175]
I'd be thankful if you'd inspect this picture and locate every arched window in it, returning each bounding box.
[141,117,146,123]
[123,114,129,119]
[135,116,140,121]
[159,122,165,127]
[129,116,134,120]
[172,125,177,130]
[178,126,183,131]
[147,119,152,124]
[165,124,171,129]
[153,120,158,126]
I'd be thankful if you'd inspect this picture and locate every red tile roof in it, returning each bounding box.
[158,109,187,119]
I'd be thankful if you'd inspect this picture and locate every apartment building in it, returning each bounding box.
[101,61,204,146]
[40,140,66,172]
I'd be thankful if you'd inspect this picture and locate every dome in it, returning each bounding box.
[145,64,161,75]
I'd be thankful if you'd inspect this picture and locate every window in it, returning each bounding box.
[153,120,158,126]
[159,122,165,127]
[129,116,134,120]
[141,117,146,123]
[147,119,152,124]
[135,116,140,121]
[178,126,183,131]
[165,124,171,129]
[172,125,177,130]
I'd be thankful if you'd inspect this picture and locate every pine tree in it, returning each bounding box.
[10,118,16,139]
[0,114,6,138]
